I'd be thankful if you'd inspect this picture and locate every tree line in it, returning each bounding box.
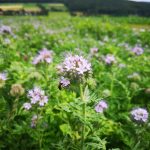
[0,0,150,16]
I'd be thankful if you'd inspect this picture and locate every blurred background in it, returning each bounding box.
[0,0,150,16]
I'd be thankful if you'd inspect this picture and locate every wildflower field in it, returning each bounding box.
[0,12,150,150]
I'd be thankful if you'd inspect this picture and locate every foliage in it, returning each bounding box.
[0,12,150,150]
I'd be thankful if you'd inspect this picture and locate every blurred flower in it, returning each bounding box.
[102,89,111,97]
[0,72,7,88]
[127,72,141,81]
[4,38,11,45]
[59,77,70,88]
[90,47,98,55]
[31,115,38,128]
[58,54,91,77]
[131,108,148,123]
[118,63,126,68]
[132,46,144,55]
[130,82,139,91]
[145,88,150,95]
[104,54,116,65]
[0,72,7,81]
[0,25,12,34]
[10,84,25,97]
[28,87,48,106]
[103,36,109,42]
[33,48,54,65]
[23,102,32,110]
[95,100,108,113]
[39,95,48,107]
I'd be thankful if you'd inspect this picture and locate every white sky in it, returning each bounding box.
[130,0,150,2]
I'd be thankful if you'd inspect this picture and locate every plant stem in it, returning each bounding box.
[80,84,86,150]
[110,71,115,97]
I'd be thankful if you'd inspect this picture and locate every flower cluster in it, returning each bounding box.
[59,77,70,87]
[58,55,91,76]
[131,46,144,55]
[104,54,116,65]
[23,103,32,110]
[0,25,12,34]
[131,108,148,123]
[33,48,53,65]
[23,87,48,110]
[95,100,108,113]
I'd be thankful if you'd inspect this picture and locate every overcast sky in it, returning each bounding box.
[130,0,150,2]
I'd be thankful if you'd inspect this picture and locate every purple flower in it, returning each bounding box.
[39,95,48,106]
[104,54,116,65]
[27,87,48,106]
[33,48,53,65]
[0,25,12,34]
[132,46,144,55]
[90,47,98,55]
[58,55,91,76]
[60,77,70,87]
[131,108,148,123]
[95,100,108,113]
[31,115,38,128]
[23,103,32,110]
[0,72,7,81]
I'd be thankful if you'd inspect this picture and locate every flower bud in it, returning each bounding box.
[10,84,25,97]
[130,82,139,91]
[102,89,111,97]
[145,88,150,95]
[28,72,43,80]
[87,78,96,89]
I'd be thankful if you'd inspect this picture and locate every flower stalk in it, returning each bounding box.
[80,84,86,150]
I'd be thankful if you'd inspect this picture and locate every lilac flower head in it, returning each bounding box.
[23,103,32,110]
[104,54,116,65]
[95,100,108,113]
[33,48,53,65]
[27,87,48,106]
[31,115,38,128]
[0,25,12,34]
[132,46,144,55]
[90,47,98,55]
[60,77,70,87]
[131,108,148,123]
[0,72,7,81]
[58,54,91,77]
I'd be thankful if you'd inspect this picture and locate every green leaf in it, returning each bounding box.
[59,124,72,136]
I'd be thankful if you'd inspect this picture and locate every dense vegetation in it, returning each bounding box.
[0,12,150,149]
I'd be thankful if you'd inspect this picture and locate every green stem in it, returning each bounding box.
[80,84,86,150]
[110,76,114,97]
[37,108,44,149]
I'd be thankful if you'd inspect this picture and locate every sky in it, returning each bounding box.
[130,0,150,2]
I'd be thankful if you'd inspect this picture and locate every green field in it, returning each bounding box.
[0,12,150,150]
